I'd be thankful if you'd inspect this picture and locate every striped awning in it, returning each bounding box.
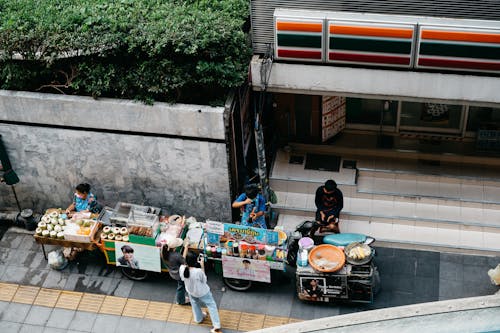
[416,26,500,73]
[275,18,324,61]
[327,21,416,68]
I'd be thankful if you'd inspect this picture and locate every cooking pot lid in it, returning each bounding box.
[323,233,367,247]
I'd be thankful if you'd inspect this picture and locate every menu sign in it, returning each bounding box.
[205,222,279,245]
[322,96,346,142]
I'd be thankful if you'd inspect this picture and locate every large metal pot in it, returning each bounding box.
[344,242,374,265]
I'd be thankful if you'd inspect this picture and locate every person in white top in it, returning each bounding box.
[180,252,222,333]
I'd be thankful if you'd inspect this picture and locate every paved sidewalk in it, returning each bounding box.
[0,227,499,332]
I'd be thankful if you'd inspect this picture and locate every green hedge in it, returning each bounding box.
[0,0,251,104]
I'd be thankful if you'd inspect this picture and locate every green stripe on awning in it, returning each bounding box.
[277,34,322,48]
[419,42,500,60]
[329,37,412,54]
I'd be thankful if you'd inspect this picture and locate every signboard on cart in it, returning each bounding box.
[206,222,279,246]
[222,256,271,283]
[115,241,161,272]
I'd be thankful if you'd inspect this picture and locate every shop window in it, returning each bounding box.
[467,106,500,131]
[400,101,462,131]
[346,98,397,126]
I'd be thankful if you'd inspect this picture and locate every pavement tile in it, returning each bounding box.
[144,301,171,321]
[22,268,49,286]
[28,252,49,270]
[19,323,43,333]
[0,232,24,249]
[77,293,105,313]
[6,249,33,266]
[0,263,7,279]
[263,315,290,328]
[0,248,11,265]
[42,270,70,289]
[24,305,53,326]
[91,313,120,333]
[55,290,83,310]
[0,300,10,316]
[99,295,126,315]
[12,285,40,304]
[33,288,61,308]
[43,327,67,333]
[122,298,149,318]
[439,261,464,281]
[0,320,22,333]
[2,302,31,323]
[168,304,193,324]
[67,310,97,332]
[0,282,19,302]
[45,308,75,329]
[238,312,265,331]
[110,278,133,298]
[219,309,241,330]
[163,321,189,333]
[2,266,29,284]
[63,274,92,292]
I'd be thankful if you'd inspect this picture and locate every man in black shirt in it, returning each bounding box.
[311,179,343,236]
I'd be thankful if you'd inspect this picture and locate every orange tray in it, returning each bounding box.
[308,244,345,273]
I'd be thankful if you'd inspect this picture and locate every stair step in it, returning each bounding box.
[277,213,500,253]
[357,170,500,204]
[272,191,500,228]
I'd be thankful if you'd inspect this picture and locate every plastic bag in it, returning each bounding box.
[48,249,68,270]
[487,264,500,285]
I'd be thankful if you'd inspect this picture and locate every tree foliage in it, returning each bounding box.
[0,0,251,104]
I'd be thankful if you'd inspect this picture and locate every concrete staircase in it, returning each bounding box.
[270,148,500,254]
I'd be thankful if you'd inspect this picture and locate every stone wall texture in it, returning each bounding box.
[0,90,231,221]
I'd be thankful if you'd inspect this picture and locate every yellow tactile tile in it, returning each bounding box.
[238,312,266,331]
[55,291,83,310]
[288,318,304,324]
[33,288,61,307]
[0,282,19,302]
[168,304,193,324]
[12,285,40,304]
[263,315,290,328]
[122,298,149,318]
[78,293,105,313]
[219,309,241,330]
[190,307,212,327]
[99,295,127,316]
[144,301,171,321]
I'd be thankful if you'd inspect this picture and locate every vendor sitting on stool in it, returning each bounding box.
[310,179,343,237]
[232,184,267,229]
[65,183,102,217]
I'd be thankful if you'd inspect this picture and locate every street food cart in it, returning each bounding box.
[293,233,379,304]
[201,221,288,291]
[33,203,191,280]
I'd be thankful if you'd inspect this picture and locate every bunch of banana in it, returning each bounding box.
[348,246,371,260]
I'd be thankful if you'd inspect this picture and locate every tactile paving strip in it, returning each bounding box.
[263,315,290,328]
[34,288,61,307]
[0,282,19,302]
[122,298,149,318]
[144,301,171,321]
[99,295,127,315]
[12,285,39,304]
[55,291,83,310]
[1,282,302,331]
[238,312,266,331]
[77,293,105,313]
[168,304,193,324]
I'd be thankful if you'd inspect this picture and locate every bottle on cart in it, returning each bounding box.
[297,248,309,267]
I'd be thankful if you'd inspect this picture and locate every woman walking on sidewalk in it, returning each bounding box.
[180,251,222,333]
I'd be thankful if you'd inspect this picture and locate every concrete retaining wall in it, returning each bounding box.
[0,90,231,221]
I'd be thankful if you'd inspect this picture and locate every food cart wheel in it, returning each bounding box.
[121,267,149,281]
[223,277,252,291]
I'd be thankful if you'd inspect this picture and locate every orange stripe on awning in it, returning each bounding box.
[277,21,323,33]
[330,25,414,38]
[421,30,500,44]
